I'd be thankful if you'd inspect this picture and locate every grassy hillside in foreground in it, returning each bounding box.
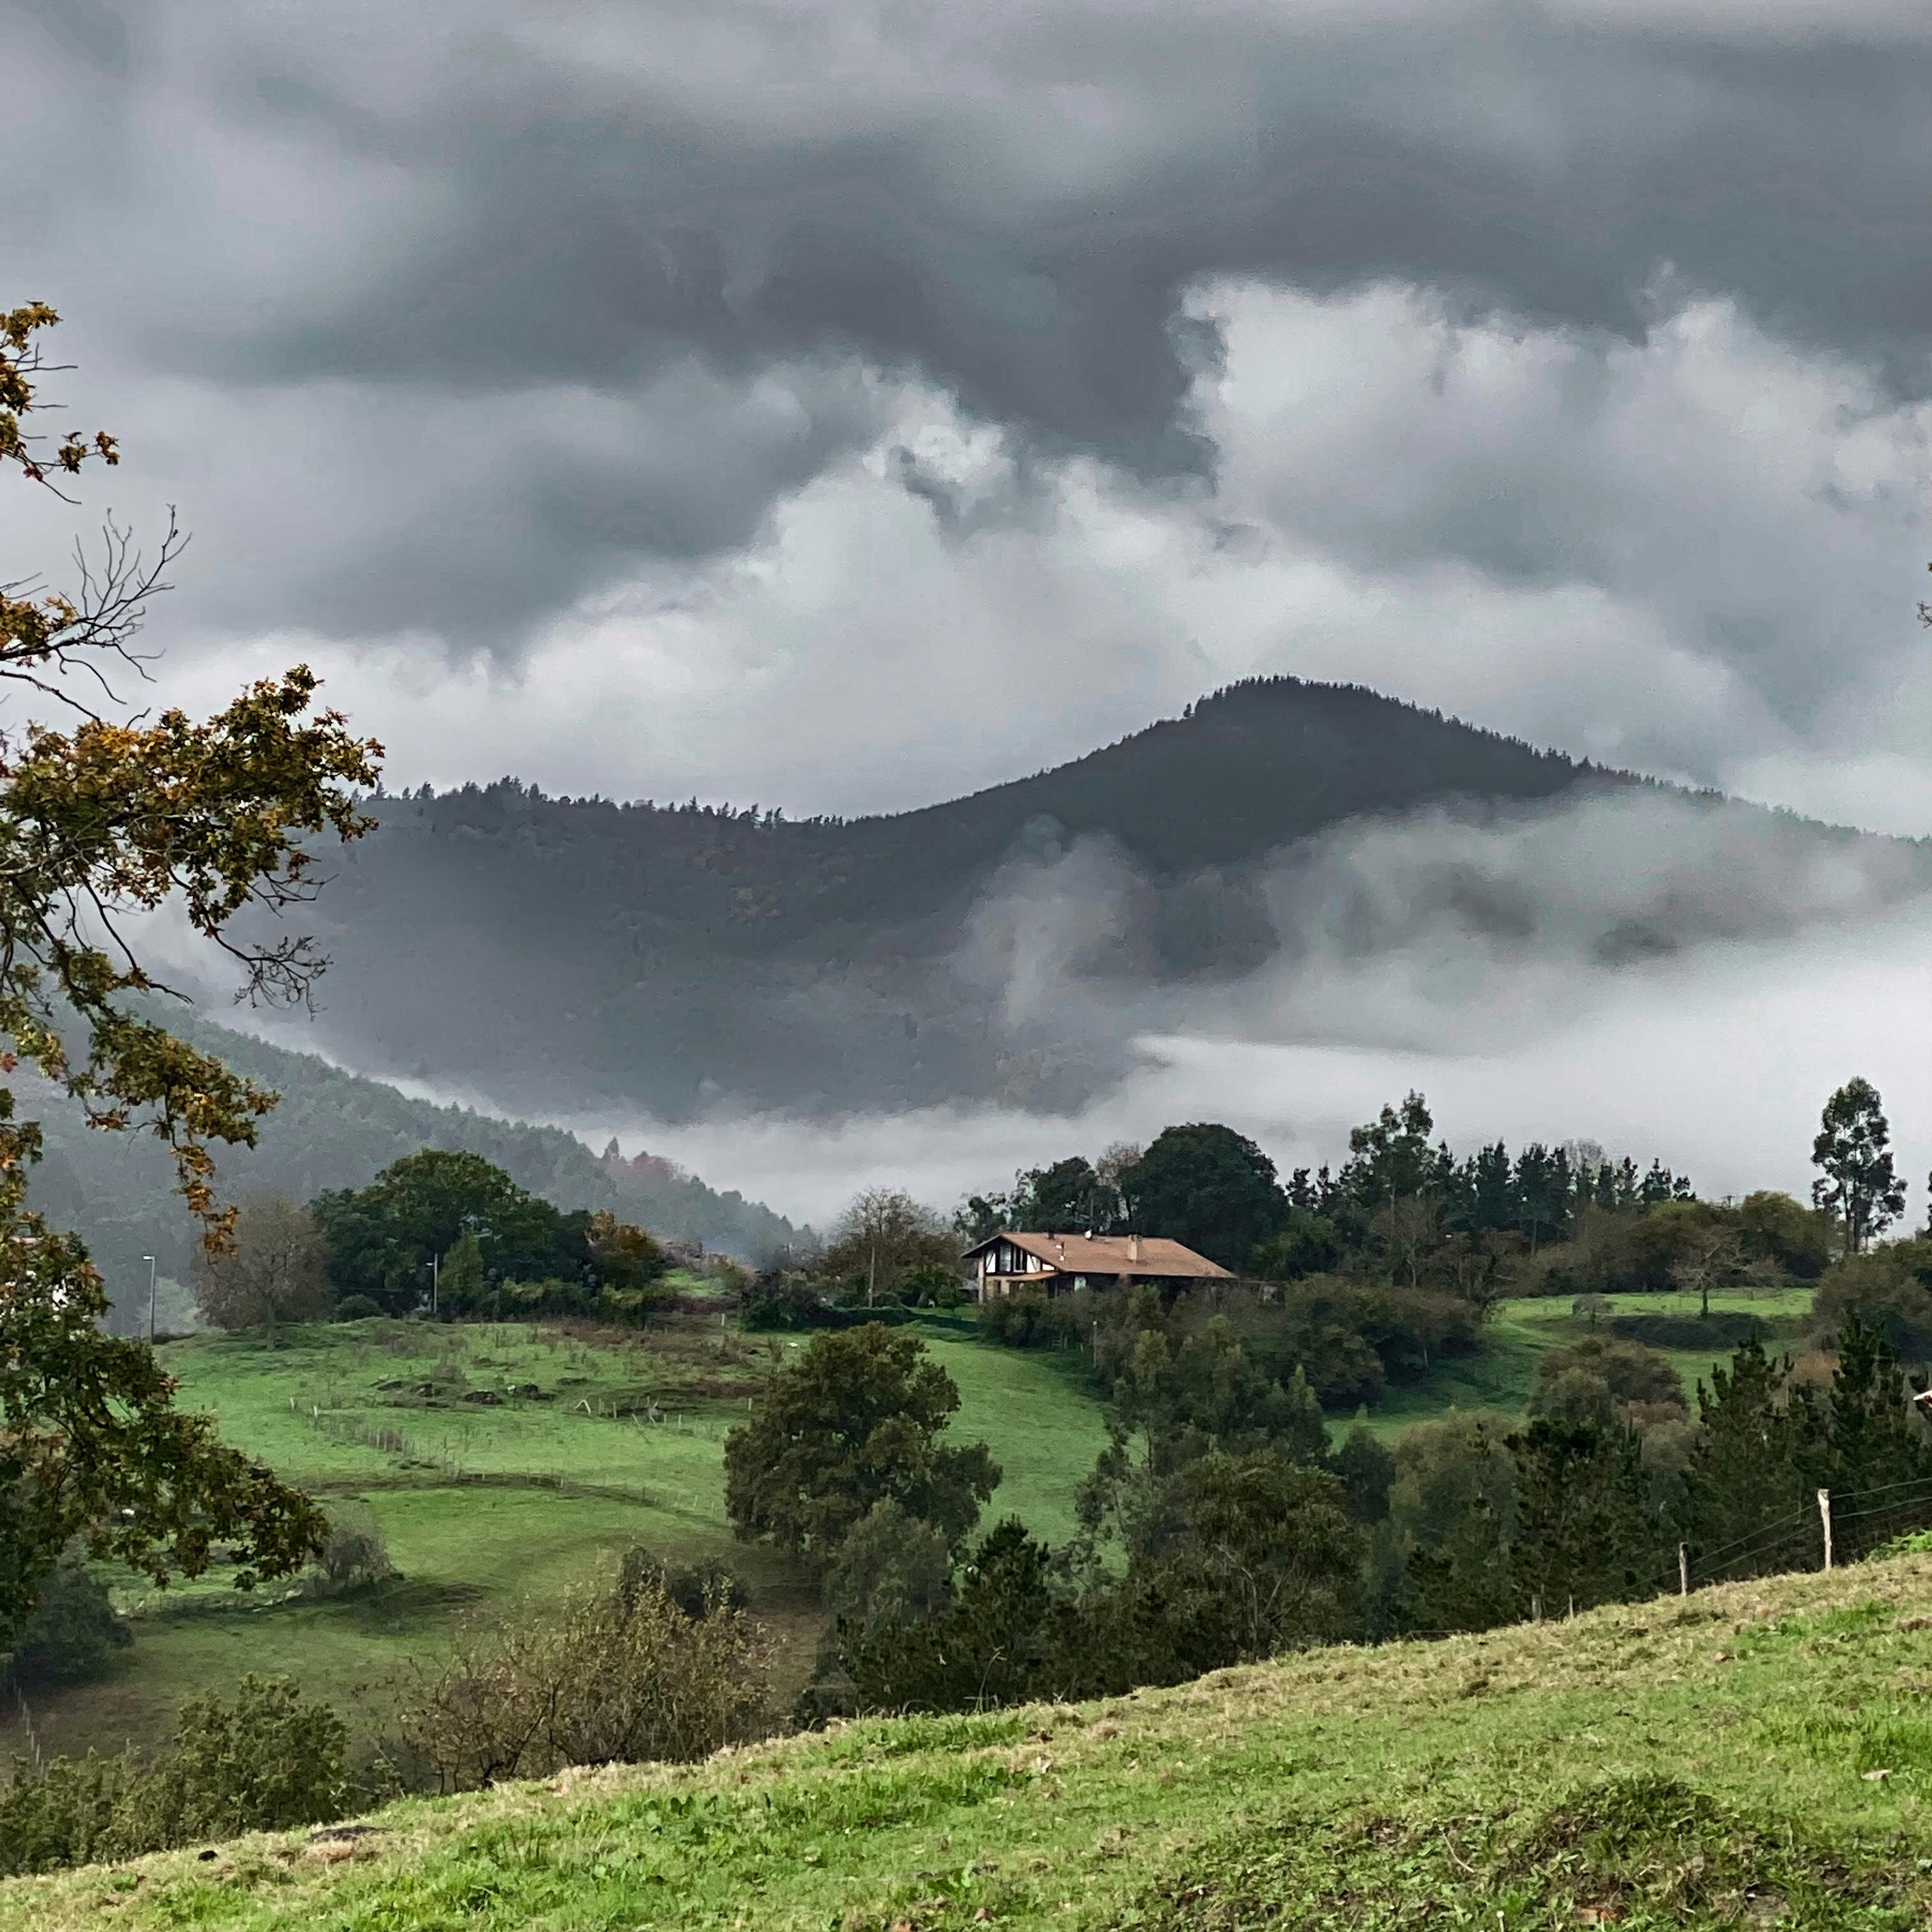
[4,1317,1112,1763]
[9,1555,1932,1929]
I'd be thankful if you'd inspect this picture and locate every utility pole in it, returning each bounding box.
[143,1254,157,1344]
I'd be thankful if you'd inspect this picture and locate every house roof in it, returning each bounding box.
[962,1229,1232,1280]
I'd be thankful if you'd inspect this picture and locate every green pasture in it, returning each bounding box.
[1357,1282,1814,1440]
[8,1316,1113,1763]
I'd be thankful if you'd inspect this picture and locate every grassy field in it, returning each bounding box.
[1358,1284,1813,1439]
[7,1286,1814,1767]
[8,1547,1932,1929]
[7,1315,1112,1763]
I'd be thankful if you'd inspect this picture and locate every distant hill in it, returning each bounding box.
[26,1015,801,1323]
[231,675,1930,1119]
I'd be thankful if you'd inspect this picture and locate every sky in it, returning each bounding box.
[7,0,1930,830]
[8,0,1932,1220]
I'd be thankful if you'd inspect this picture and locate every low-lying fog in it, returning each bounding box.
[574,901,1931,1230]
[194,785,1932,1237]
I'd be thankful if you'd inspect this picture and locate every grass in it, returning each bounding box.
[9,1552,1932,1928]
[6,1285,1817,1767]
[6,1316,1112,1763]
[1356,1284,1814,1439]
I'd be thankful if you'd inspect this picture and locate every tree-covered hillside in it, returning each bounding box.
[26,1015,799,1324]
[233,677,1932,1120]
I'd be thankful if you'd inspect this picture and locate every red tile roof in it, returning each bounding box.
[963,1229,1232,1280]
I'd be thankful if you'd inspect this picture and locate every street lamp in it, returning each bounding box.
[142,1255,157,1344]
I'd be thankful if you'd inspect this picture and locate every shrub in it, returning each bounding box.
[0,1676,348,1878]
[5,1554,130,1686]
[305,1503,394,1596]
[334,1293,383,1322]
[739,1269,835,1330]
[1528,1335,1685,1423]
[617,1546,749,1620]
[1809,1239,1932,1362]
[399,1569,769,1791]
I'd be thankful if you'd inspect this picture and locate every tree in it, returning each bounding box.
[311,1149,577,1311]
[1807,1240,1932,1364]
[1,304,376,1642]
[1669,1222,1745,1319]
[1122,1123,1285,1271]
[1811,1077,1905,1254]
[1676,1337,1809,1580]
[820,1188,956,1308]
[192,1196,332,1341]
[723,1325,999,1558]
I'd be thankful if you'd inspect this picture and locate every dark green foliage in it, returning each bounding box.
[1335,1420,1395,1523]
[723,1325,999,1558]
[1738,1188,1835,1278]
[313,1149,588,1313]
[1123,1125,1285,1272]
[739,1269,836,1330]
[1813,1076,1906,1254]
[841,1457,1362,1716]
[3,1553,130,1685]
[842,1519,1068,1715]
[820,1499,951,1641]
[1108,1319,1331,1478]
[0,1675,349,1878]
[1248,1208,1340,1282]
[1508,1420,1666,1614]
[332,1292,383,1321]
[1110,1453,1361,1676]
[1810,1239,1932,1362]
[1811,1316,1932,1554]
[1677,1336,1822,1583]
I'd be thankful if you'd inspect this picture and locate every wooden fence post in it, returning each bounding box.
[1818,1488,1834,1573]
[1679,1543,1690,1597]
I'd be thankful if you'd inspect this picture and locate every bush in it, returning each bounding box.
[0,1676,348,1878]
[1528,1335,1685,1423]
[304,1503,394,1596]
[5,1554,130,1686]
[399,1568,769,1791]
[334,1293,383,1322]
[617,1546,749,1620]
[739,1269,836,1330]
[1809,1240,1932,1362]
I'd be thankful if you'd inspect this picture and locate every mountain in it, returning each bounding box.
[231,675,1931,1120]
[25,1016,801,1322]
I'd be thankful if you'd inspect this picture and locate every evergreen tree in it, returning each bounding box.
[1812,1315,1932,1556]
[1811,1077,1906,1254]
[1508,1420,1662,1614]
[1677,1337,1810,1581]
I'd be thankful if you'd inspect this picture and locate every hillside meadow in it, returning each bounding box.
[6,1551,1932,1930]
[5,1285,1807,1765]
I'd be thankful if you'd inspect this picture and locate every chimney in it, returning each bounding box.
[1128,1234,1142,1265]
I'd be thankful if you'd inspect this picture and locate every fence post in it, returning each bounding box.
[1818,1487,1834,1573]
[1532,1592,1544,1623]
[1678,1542,1690,1596]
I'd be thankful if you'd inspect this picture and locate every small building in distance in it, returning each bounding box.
[963,1229,1232,1299]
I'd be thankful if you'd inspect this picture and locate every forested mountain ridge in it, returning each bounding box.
[234,675,1931,1120]
[26,1015,799,1324]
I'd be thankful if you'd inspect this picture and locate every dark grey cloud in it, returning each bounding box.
[5,0,1928,655]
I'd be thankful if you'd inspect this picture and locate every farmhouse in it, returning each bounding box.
[963,1229,1232,1298]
